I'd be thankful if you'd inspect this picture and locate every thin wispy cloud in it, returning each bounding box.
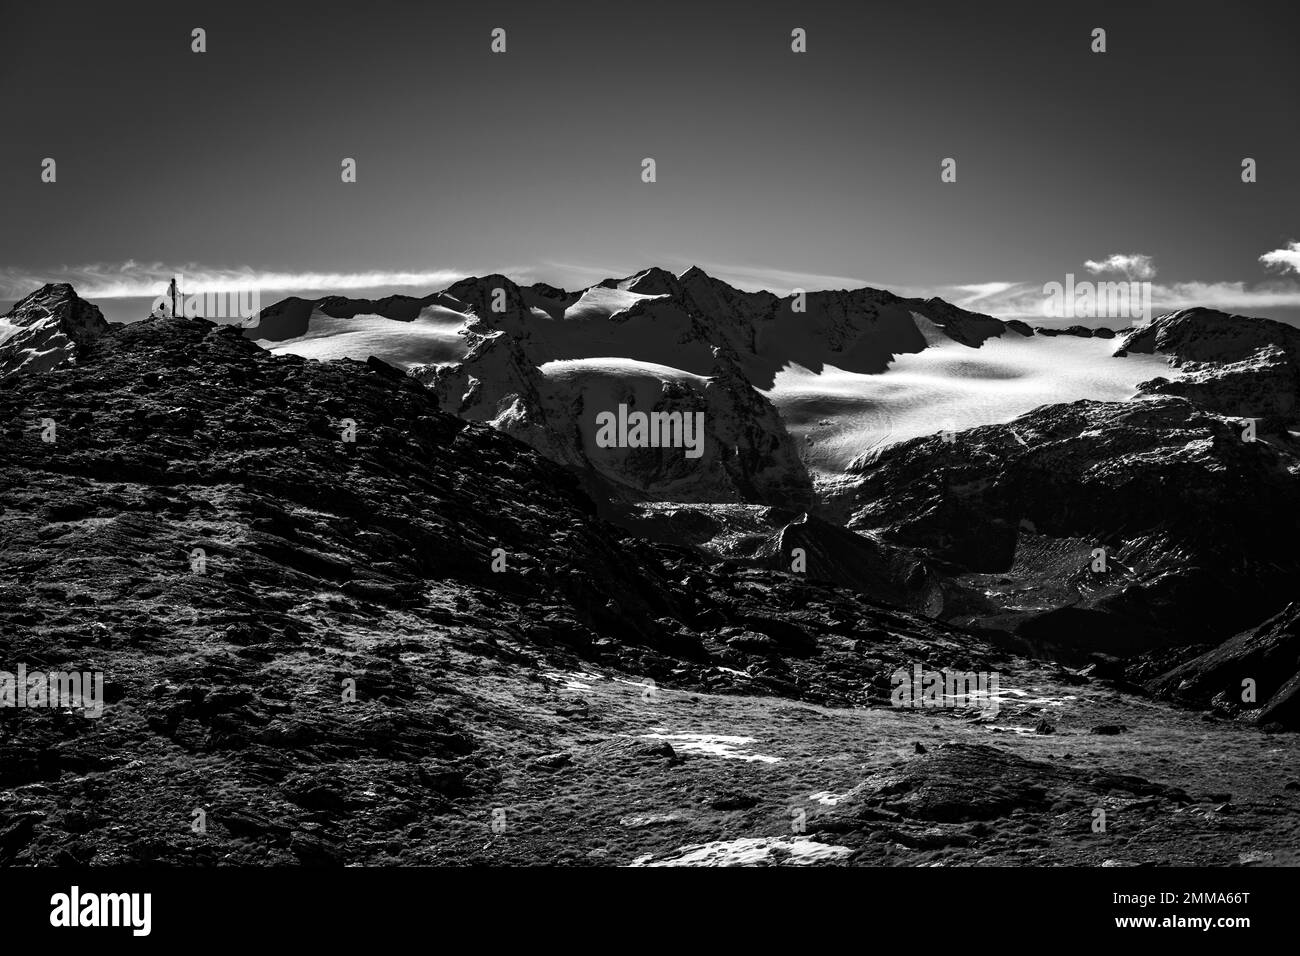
[941,248,1300,320]
[676,260,875,294]
[0,263,469,299]
[951,281,1020,304]
[944,279,1300,321]
[536,261,638,288]
[1153,281,1300,311]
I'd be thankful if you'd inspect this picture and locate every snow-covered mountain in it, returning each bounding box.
[5,273,1300,690]
[7,271,1297,517]
[0,283,109,380]
[8,272,1295,503]
[241,267,1192,502]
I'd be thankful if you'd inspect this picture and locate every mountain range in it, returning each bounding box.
[235,268,1300,646]
[2,272,1299,866]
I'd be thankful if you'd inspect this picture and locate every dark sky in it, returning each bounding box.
[2,0,1299,323]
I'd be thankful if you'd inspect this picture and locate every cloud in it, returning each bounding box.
[663,260,876,293]
[1260,241,1300,276]
[0,262,469,299]
[937,278,1300,321]
[1083,253,1157,280]
[535,261,642,289]
[947,244,1300,320]
[951,281,1020,304]
[1153,280,1300,311]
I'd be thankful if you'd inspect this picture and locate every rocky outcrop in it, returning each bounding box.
[613,505,941,614]
[760,513,943,614]
[1137,345,1300,426]
[844,396,1300,648]
[1120,308,1300,423]
[1034,325,1117,339]
[0,284,110,380]
[812,743,1190,829]
[1120,307,1300,365]
[1147,603,1300,729]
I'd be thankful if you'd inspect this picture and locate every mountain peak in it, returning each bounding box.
[0,282,110,379]
[6,281,86,317]
[617,267,682,296]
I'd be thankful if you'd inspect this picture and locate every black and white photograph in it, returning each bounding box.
[1,0,1296,939]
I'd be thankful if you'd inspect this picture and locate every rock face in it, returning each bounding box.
[1147,603,1300,729]
[1121,307,1300,366]
[1121,308,1300,424]
[613,505,942,614]
[0,284,110,380]
[814,743,1190,827]
[761,513,944,614]
[844,396,1300,651]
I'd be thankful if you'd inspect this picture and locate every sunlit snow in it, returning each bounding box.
[257,306,469,369]
[630,837,852,866]
[764,330,1177,474]
[640,731,781,763]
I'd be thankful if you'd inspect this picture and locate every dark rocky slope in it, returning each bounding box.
[843,396,1300,653]
[1146,603,1300,730]
[1121,308,1300,426]
[0,307,1010,864]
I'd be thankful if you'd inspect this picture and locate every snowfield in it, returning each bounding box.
[765,327,1178,475]
[256,306,470,369]
[242,276,1185,487]
[539,356,711,388]
[561,286,661,322]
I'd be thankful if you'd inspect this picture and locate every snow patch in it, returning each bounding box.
[765,332,1178,475]
[640,731,780,763]
[630,837,852,867]
[990,688,1079,708]
[539,357,710,387]
[542,671,602,691]
[808,791,845,806]
[256,307,470,369]
[562,287,663,322]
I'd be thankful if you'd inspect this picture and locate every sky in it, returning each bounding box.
[2,0,1299,325]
